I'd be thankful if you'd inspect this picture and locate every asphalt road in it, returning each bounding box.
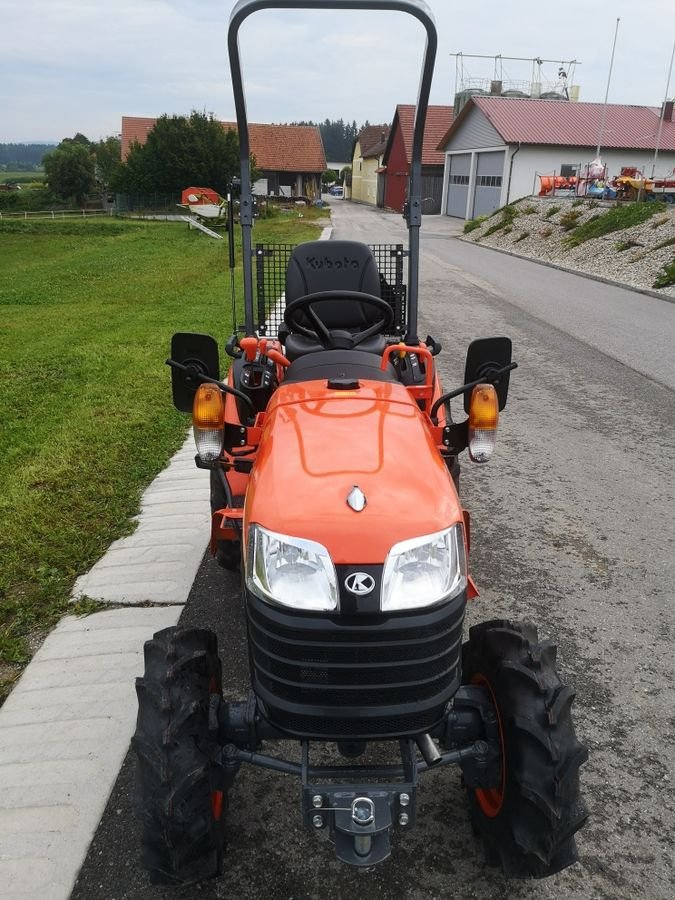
[73,202,675,900]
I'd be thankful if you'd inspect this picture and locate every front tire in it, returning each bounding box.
[210,469,242,571]
[462,619,588,878]
[133,627,226,885]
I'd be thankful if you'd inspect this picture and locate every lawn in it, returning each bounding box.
[0,211,323,698]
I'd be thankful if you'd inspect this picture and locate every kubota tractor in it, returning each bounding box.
[132,0,588,884]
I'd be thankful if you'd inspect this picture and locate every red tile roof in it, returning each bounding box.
[437,97,675,152]
[121,117,326,172]
[357,124,391,158]
[387,105,454,166]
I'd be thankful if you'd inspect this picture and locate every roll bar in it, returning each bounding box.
[227,0,437,342]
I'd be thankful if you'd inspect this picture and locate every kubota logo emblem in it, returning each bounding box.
[344,572,375,596]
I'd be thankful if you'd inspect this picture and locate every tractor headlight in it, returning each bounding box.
[246,524,338,612]
[381,524,467,612]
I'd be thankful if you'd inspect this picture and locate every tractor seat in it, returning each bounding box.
[283,240,388,361]
[283,349,398,385]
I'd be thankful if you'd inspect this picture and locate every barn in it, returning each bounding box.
[380,105,454,214]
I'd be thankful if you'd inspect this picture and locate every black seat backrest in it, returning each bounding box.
[285,240,381,329]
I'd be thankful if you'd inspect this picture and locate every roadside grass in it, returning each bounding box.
[0,214,321,699]
[564,201,667,248]
[481,204,519,238]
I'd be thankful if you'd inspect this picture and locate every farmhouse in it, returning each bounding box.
[350,125,390,206]
[121,116,326,198]
[437,97,675,219]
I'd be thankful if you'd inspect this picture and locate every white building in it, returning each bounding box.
[437,97,675,219]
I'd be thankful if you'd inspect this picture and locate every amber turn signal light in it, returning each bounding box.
[192,383,225,429]
[192,384,225,462]
[468,383,498,463]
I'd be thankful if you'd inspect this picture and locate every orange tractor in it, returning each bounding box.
[133,0,588,884]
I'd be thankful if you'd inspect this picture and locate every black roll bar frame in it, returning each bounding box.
[227,0,437,343]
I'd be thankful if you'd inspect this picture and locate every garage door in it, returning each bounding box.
[445,154,471,218]
[472,151,505,217]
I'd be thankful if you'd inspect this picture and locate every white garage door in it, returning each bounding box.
[472,152,505,217]
[445,154,471,218]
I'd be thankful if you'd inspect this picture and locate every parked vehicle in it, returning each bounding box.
[328,184,344,196]
[133,0,588,885]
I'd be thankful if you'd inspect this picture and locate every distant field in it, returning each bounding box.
[0,213,323,697]
[1,170,45,185]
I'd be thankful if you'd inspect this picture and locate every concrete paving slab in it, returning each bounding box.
[0,605,182,900]
[73,432,210,605]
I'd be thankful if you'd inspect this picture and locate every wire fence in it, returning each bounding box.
[114,193,181,213]
[0,208,114,220]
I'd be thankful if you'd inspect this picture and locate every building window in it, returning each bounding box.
[560,164,578,178]
[451,174,470,185]
[475,175,502,188]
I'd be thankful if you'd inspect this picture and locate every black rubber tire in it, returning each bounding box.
[210,469,242,571]
[461,619,588,878]
[133,627,226,885]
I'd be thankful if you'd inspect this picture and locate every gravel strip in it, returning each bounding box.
[461,196,675,299]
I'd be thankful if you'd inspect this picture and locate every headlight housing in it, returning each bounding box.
[246,524,338,612]
[381,524,467,612]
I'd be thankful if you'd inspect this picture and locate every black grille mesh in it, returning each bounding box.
[254,243,407,337]
[247,598,465,739]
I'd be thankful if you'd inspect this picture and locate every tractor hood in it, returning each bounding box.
[245,379,462,565]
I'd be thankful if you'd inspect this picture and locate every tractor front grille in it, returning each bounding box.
[246,591,466,739]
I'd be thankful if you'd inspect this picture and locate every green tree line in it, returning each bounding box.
[0,143,56,169]
[289,119,373,162]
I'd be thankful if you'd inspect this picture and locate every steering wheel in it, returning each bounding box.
[284,290,394,350]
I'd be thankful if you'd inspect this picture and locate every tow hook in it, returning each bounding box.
[304,788,413,867]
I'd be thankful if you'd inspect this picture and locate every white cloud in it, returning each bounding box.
[0,0,673,142]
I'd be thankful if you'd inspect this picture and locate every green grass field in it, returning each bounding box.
[0,212,323,698]
[1,170,46,185]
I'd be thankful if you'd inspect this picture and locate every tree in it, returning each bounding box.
[116,111,242,195]
[43,140,95,205]
[93,136,122,194]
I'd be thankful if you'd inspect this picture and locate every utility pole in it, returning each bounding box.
[596,18,620,157]
[651,38,675,178]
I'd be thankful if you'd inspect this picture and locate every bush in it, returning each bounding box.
[514,231,529,242]
[545,204,561,219]
[559,209,582,231]
[653,257,675,288]
[520,204,537,215]
[482,204,519,237]
[539,225,553,237]
[0,186,63,212]
[615,238,643,252]
[572,198,584,207]
[464,215,487,234]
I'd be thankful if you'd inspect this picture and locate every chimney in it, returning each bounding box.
[661,100,674,122]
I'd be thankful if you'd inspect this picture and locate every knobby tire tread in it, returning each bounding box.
[462,618,588,878]
[133,626,225,885]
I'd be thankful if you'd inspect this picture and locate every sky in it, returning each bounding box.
[2,0,674,145]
